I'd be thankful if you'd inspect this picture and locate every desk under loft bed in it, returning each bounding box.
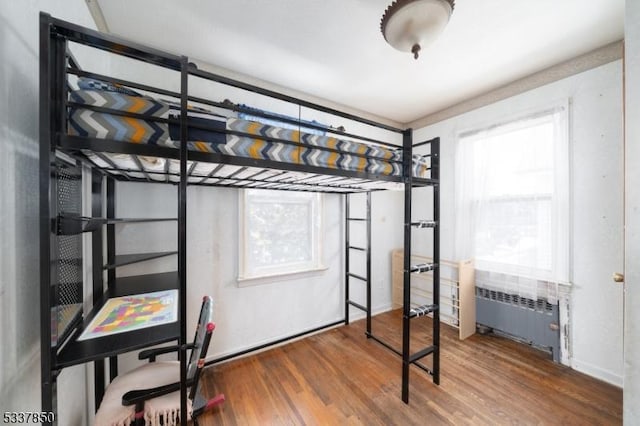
[40,13,441,424]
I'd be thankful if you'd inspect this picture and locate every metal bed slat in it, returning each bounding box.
[226,166,249,179]
[144,166,380,192]
[187,161,198,175]
[263,171,290,181]
[232,167,261,180]
[80,153,423,192]
[321,176,356,184]
[89,161,409,192]
[287,173,326,184]
[187,178,377,193]
[265,172,301,183]
[244,169,269,180]
[245,181,272,189]
[92,151,131,181]
[199,163,227,184]
[131,155,152,182]
[62,138,419,187]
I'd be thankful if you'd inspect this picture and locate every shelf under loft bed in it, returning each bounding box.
[55,271,179,368]
[104,251,178,270]
[58,214,177,235]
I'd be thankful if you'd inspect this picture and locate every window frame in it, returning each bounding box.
[238,189,325,285]
[455,104,570,284]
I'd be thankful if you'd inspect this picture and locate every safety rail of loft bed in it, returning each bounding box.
[187,66,404,135]
[60,91,408,175]
[45,13,415,142]
[60,91,406,168]
[45,13,183,70]
[64,64,399,149]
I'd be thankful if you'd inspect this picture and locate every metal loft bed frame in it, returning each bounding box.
[40,13,440,425]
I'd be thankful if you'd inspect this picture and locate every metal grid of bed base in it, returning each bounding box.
[75,150,437,193]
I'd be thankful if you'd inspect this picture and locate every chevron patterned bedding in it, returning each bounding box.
[68,88,429,178]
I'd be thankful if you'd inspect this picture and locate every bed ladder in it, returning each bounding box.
[344,191,372,334]
[401,134,441,403]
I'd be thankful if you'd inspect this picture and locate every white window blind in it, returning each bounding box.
[239,189,323,281]
[454,106,569,301]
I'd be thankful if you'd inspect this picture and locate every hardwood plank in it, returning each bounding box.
[198,310,622,425]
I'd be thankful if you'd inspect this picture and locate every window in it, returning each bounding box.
[239,189,323,281]
[455,106,569,299]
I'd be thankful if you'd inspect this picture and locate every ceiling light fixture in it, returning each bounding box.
[380,0,455,59]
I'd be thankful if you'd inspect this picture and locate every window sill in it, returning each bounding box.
[237,265,329,287]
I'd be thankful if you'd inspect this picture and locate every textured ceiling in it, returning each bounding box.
[95,0,624,124]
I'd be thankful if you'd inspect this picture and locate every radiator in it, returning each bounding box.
[476,287,561,362]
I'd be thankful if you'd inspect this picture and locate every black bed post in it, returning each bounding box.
[401,128,413,404]
[344,194,350,325]
[91,169,106,407]
[40,12,71,423]
[178,55,189,426]
[366,191,372,335]
[107,177,118,381]
[39,12,56,422]
[432,138,441,385]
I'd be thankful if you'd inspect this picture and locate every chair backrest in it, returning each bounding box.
[187,295,215,399]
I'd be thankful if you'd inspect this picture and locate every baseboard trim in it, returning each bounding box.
[208,304,393,365]
[572,358,623,388]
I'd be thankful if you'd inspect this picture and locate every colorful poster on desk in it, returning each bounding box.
[78,290,178,341]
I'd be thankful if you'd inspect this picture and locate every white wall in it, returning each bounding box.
[624,0,640,422]
[0,2,101,425]
[413,61,624,386]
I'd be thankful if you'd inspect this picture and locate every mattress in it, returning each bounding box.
[67,81,429,178]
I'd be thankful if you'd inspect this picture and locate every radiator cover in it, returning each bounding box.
[476,288,560,362]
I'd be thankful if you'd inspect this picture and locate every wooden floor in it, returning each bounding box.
[199,310,622,425]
